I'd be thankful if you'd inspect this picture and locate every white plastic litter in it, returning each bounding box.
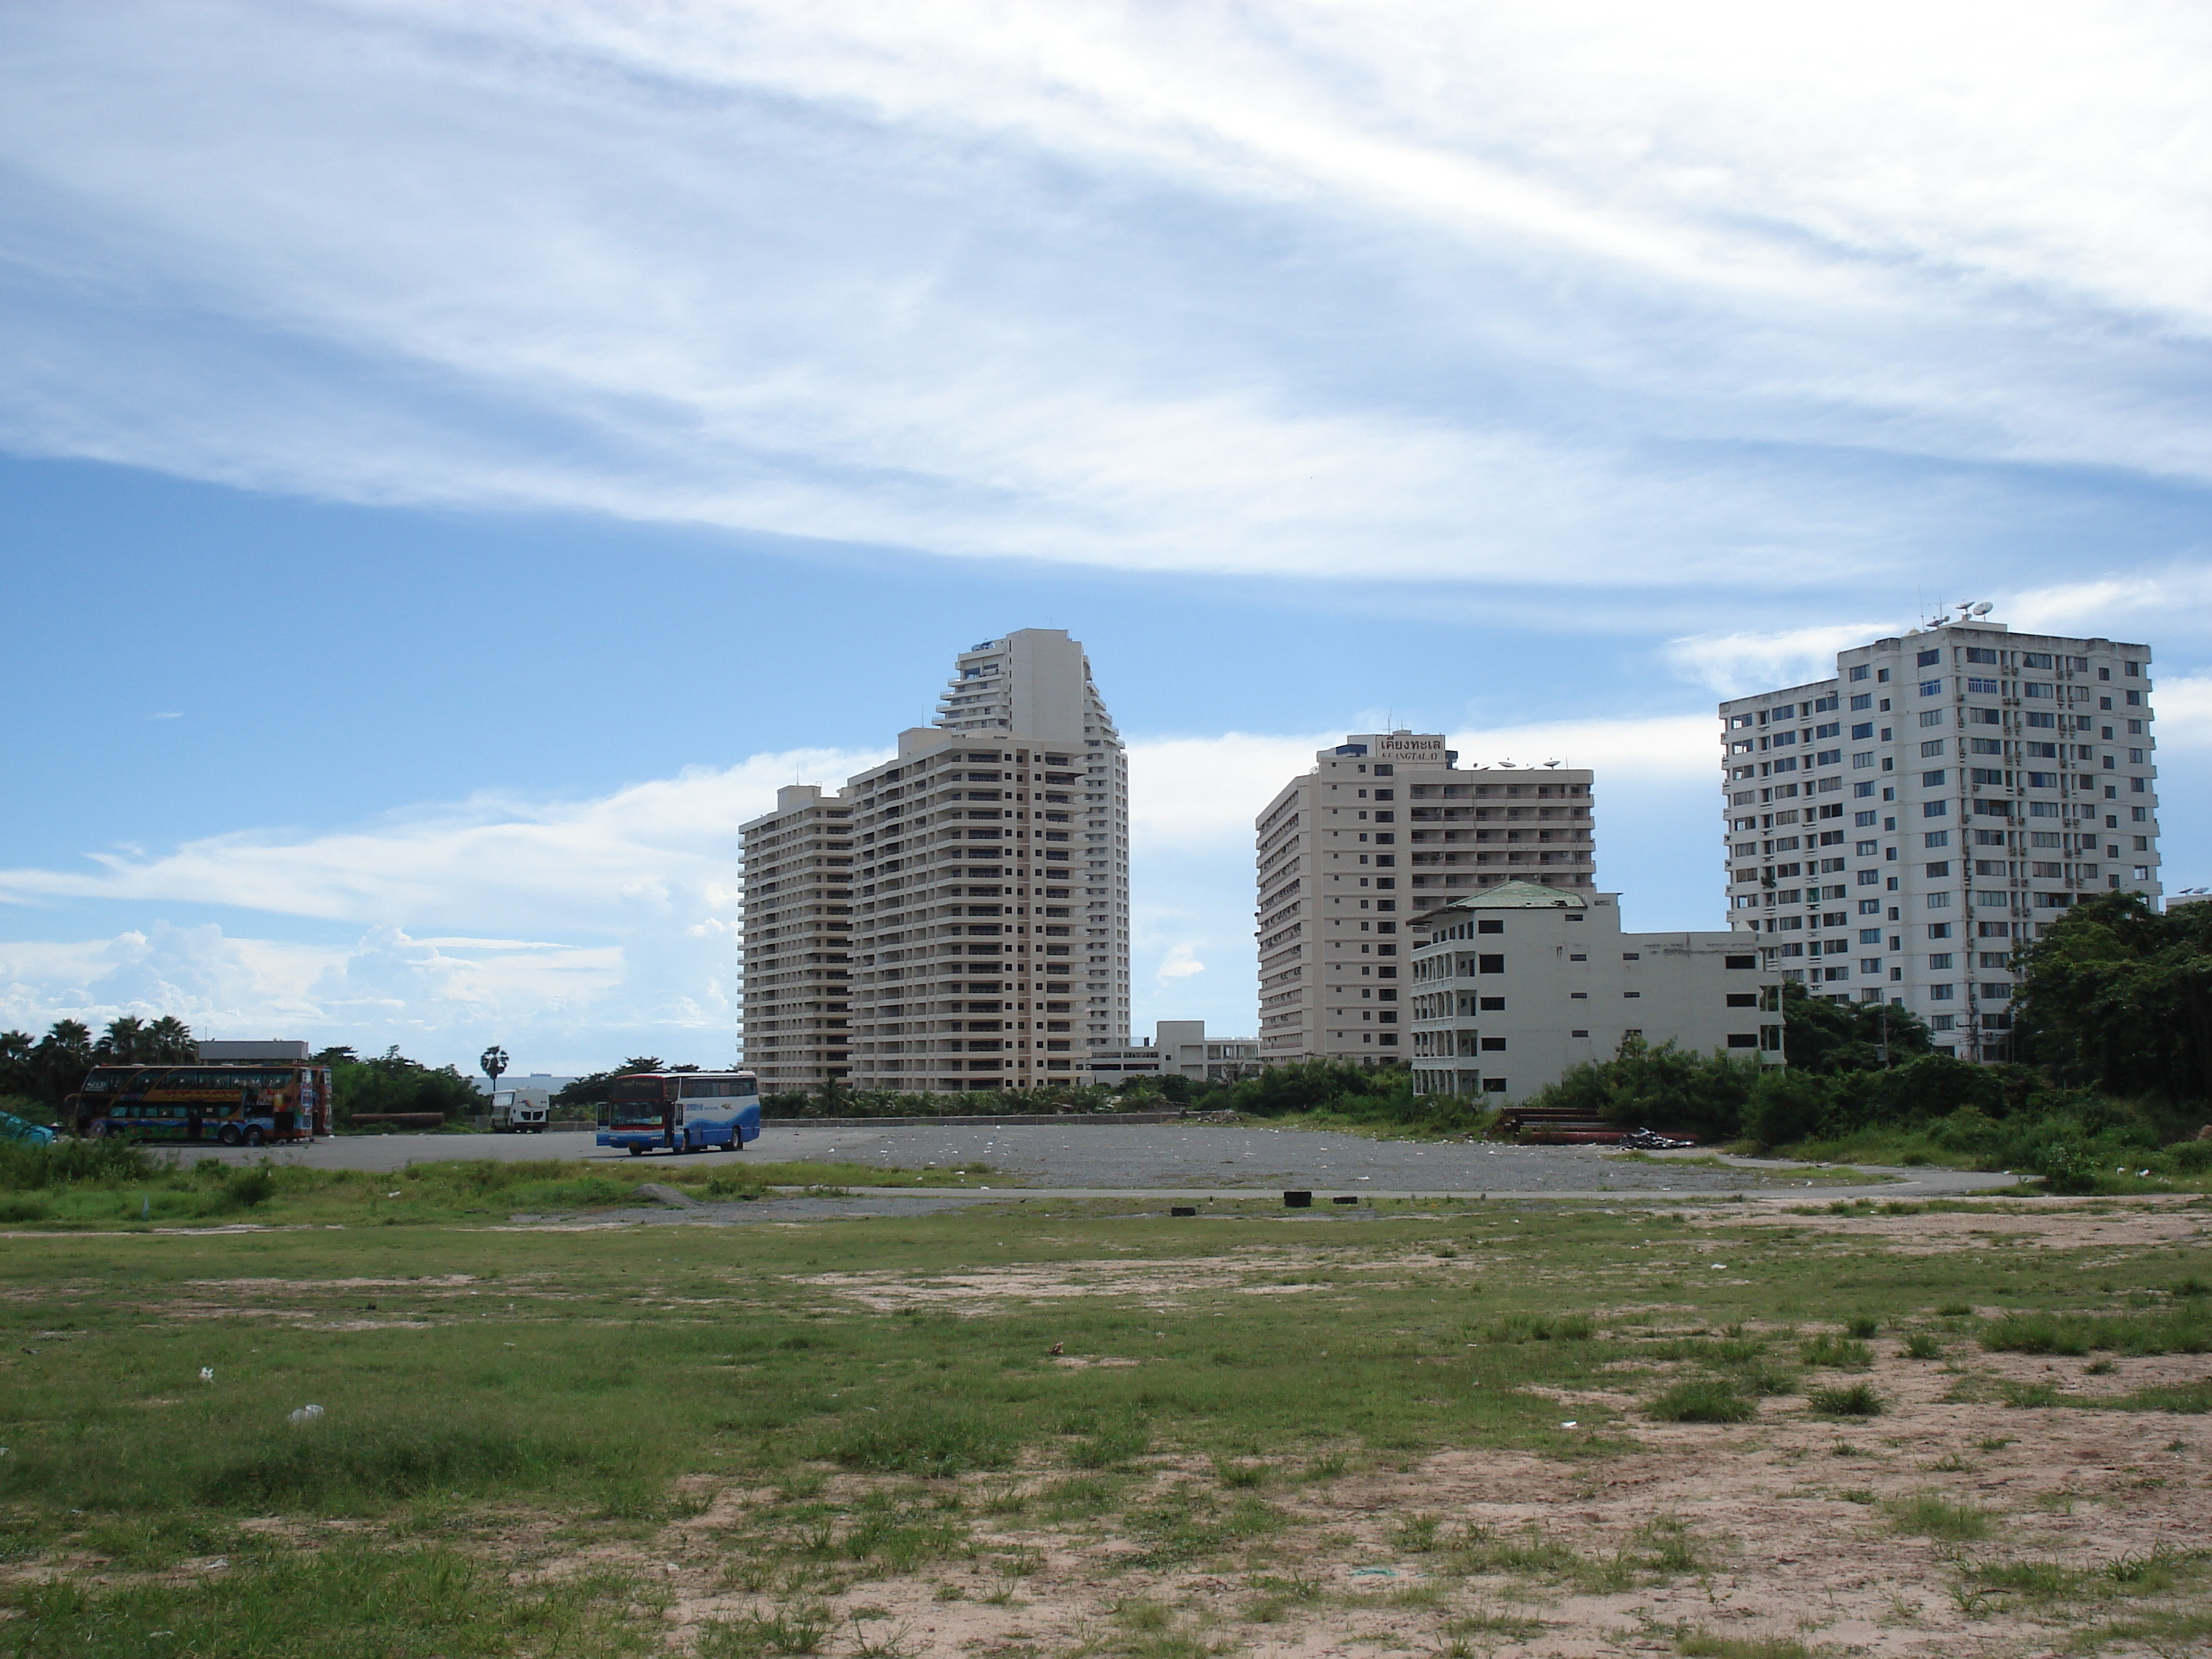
[199,1368,214,1382]
[1560,1420,1578,1428]
[287,1404,325,1425]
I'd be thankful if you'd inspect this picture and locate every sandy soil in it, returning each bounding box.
[607,1339,2208,1658]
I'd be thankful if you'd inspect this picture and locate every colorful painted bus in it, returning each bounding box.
[70,1064,331,1146]
[595,1071,760,1157]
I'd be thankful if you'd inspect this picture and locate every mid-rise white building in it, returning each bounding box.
[1719,612,2159,1060]
[1254,734,1596,1062]
[1408,880,1781,1099]
[741,629,1131,1094]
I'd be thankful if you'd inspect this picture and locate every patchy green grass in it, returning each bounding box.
[0,1151,1001,1230]
[0,1542,652,1659]
[1885,1493,1994,1542]
[1979,1308,2212,1357]
[0,1189,2205,1654]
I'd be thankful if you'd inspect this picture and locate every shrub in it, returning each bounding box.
[1798,1335,1873,1370]
[1739,1069,1832,1150]
[1808,1383,1884,1417]
[1647,1380,1755,1423]
[0,1136,156,1191]
[1523,1036,1756,1143]
[2028,1141,2100,1195]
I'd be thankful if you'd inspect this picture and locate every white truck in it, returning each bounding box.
[488,1088,551,1133]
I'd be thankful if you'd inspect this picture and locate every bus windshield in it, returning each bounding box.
[607,1079,665,1125]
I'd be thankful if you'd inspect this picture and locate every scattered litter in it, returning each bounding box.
[387,1192,402,1199]
[206,1558,227,1571]
[1710,1264,1727,1270]
[1560,1420,1578,1428]
[287,1404,324,1425]
[199,1368,214,1382]
[1350,1567,1396,1577]
[1049,1342,1064,1355]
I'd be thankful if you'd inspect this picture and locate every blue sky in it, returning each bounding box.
[3,2,2209,1075]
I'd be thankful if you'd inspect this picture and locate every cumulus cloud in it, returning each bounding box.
[2,2,2210,586]
[1,717,1739,1058]
[1154,944,1206,980]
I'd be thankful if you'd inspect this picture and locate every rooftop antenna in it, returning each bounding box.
[1972,601,1993,617]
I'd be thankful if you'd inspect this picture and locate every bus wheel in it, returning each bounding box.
[628,1145,643,1157]
[245,1127,267,1148]
[218,1125,244,1148]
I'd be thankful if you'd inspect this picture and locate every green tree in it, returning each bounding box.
[552,1057,678,1112]
[1739,1066,1834,1149]
[1780,983,1932,1075]
[16,1021,96,1111]
[324,1046,483,1126]
[2013,891,2212,1105]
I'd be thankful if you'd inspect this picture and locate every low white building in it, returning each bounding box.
[1407,880,1781,1100]
[1081,1020,1260,1086]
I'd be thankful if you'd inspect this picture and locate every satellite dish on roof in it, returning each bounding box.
[1973,601,1994,615]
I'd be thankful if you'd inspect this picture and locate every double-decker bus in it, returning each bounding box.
[596,1071,760,1157]
[70,1064,331,1146]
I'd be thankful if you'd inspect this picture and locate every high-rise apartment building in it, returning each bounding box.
[740,628,1130,1093]
[1255,732,1596,1062]
[1719,613,2159,1060]
[735,784,855,1091]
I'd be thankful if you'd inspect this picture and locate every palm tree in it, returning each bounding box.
[30,1021,95,1108]
[145,1016,196,1061]
[97,1016,149,1061]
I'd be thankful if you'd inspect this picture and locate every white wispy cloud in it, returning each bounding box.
[2,2,2209,586]
[1662,623,1904,696]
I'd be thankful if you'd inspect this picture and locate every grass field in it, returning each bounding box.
[2,1188,2208,1657]
[0,1152,1001,1231]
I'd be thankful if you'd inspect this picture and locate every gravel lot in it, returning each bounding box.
[174,1119,2018,1199]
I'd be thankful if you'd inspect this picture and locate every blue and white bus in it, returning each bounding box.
[596,1070,762,1156]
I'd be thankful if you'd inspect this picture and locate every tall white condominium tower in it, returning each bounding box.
[1719,610,2159,1062]
[841,629,1131,1092]
[1255,733,1596,1063]
[736,784,855,1091]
